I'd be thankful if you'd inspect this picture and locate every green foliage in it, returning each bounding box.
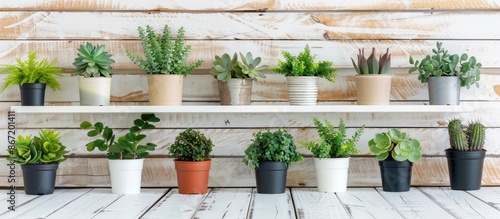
[73,42,115,77]
[351,48,391,74]
[243,128,303,169]
[80,114,160,159]
[210,52,268,81]
[409,41,482,89]
[270,45,338,82]
[169,128,214,161]
[7,130,68,164]
[301,118,364,158]
[447,118,485,151]
[368,129,421,162]
[126,24,203,75]
[1,51,62,93]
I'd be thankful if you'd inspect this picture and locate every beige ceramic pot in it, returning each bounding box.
[355,75,392,105]
[78,77,112,106]
[147,74,183,106]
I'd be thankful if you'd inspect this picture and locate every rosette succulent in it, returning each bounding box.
[368,128,421,162]
[7,129,68,164]
[73,42,115,77]
[210,52,268,81]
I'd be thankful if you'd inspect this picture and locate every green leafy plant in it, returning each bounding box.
[126,24,203,75]
[7,129,68,165]
[169,128,214,161]
[1,51,62,93]
[409,41,482,88]
[270,45,338,82]
[368,129,421,162]
[351,48,391,74]
[448,118,485,151]
[73,42,115,78]
[301,118,364,158]
[243,128,303,169]
[80,114,160,159]
[210,52,269,81]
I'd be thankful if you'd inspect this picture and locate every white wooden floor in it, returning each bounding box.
[2,187,500,219]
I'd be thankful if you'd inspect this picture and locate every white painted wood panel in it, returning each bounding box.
[0,189,39,216]
[468,187,500,211]
[335,188,403,219]
[291,188,350,219]
[248,188,296,219]
[141,189,209,219]
[193,188,252,219]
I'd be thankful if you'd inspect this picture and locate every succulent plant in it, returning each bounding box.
[169,128,214,161]
[210,52,268,81]
[448,118,485,151]
[368,128,421,162]
[409,41,482,88]
[7,129,69,164]
[351,48,391,75]
[73,42,115,78]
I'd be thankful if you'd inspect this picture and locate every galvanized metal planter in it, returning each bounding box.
[428,76,461,105]
[218,78,253,105]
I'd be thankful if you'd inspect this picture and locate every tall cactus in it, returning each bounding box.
[466,122,485,151]
[448,119,468,151]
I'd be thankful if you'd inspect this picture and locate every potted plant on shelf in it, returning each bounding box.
[270,45,338,105]
[7,130,69,195]
[80,113,160,194]
[409,41,482,105]
[351,48,392,105]
[73,42,115,106]
[368,128,421,192]
[446,118,486,190]
[127,24,203,106]
[243,128,303,194]
[301,118,364,192]
[1,51,62,106]
[169,128,214,194]
[210,52,269,105]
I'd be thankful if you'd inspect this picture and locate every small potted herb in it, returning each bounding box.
[243,128,303,194]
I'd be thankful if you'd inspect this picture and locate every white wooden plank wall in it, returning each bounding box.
[1,0,500,188]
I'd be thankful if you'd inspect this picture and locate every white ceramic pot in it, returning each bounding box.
[313,157,350,192]
[148,74,184,106]
[78,77,112,106]
[108,159,144,194]
[286,76,318,105]
[355,74,392,105]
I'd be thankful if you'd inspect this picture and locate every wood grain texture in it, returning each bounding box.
[193,188,252,219]
[248,188,296,219]
[335,188,404,219]
[141,189,208,219]
[467,187,500,211]
[93,189,168,219]
[291,188,350,219]
[0,189,39,216]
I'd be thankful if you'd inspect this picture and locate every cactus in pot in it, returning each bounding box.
[448,118,485,151]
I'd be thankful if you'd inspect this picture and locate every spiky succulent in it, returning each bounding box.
[7,130,69,164]
[351,48,391,75]
[448,118,485,151]
[368,128,421,162]
[73,42,115,77]
[210,52,268,81]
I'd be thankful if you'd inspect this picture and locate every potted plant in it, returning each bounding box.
[7,130,69,195]
[73,42,115,106]
[243,128,303,194]
[210,52,269,105]
[270,45,338,105]
[351,48,392,105]
[409,41,482,105]
[1,51,62,106]
[446,118,486,190]
[80,113,160,194]
[127,24,203,106]
[169,128,214,194]
[301,118,364,192]
[368,129,422,192]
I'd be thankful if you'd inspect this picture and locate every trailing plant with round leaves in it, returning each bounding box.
[73,42,115,78]
[80,114,160,159]
[7,129,69,165]
[1,51,62,93]
[368,129,421,162]
[169,128,214,161]
[448,118,485,151]
[210,52,268,81]
[243,128,303,169]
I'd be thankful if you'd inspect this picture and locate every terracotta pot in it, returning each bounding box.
[218,78,253,105]
[147,74,183,106]
[174,159,211,194]
[78,77,112,106]
[355,74,392,105]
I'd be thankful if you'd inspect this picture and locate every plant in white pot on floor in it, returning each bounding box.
[301,118,364,192]
[80,114,160,194]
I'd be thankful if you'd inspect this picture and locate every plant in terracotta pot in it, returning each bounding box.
[210,52,269,105]
[243,128,303,194]
[169,128,214,194]
[368,128,421,192]
[7,129,69,195]
[301,118,364,192]
[446,118,486,190]
[80,113,160,194]
[127,24,203,106]
[1,51,62,106]
[73,42,115,106]
[351,48,392,105]
[270,45,338,105]
[409,41,482,105]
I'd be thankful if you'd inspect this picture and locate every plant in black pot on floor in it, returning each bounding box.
[368,128,421,192]
[446,118,486,190]
[243,128,303,194]
[7,130,69,195]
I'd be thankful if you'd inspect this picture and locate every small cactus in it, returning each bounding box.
[466,122,485,151]
[447,118,485,151]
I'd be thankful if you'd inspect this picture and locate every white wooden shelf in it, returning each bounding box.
[10,105,473,114]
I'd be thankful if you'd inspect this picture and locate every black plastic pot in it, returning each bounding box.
[21,164,59,195]
[20,83,46,106]
[446,149,486,190]
[255,161,288,194]
[379,160,413,192]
